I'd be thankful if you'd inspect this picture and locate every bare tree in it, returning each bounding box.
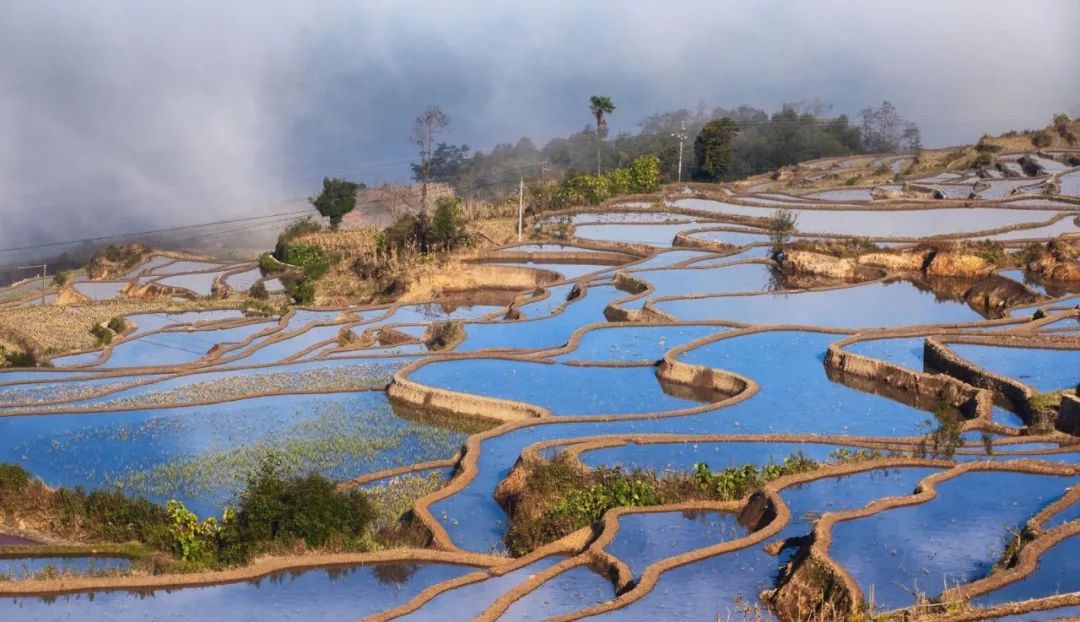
[411,105,450,217]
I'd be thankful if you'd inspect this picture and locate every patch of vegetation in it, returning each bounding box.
[967,240,1006,265]
[0,346,41,368]
[970,153,993,168]
[259,252,293,274]
[90,323,114,346]
[87,242,150,277]
[249,280,269,300]
[769,208,799,254]
[0,455,382,572]
[51,270,75,287]
[1027,391,1063,433]
[426,321,462,351]
[430,196,471,252]
[503,451,820,555]
[915,387,963,460]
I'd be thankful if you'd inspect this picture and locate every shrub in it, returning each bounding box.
[431,197,469,251]
[0,463,31,491]
[604,167,631,195]
[249,281,269,300]
[1032,130,1053,148]
[230,457,374,552]
[768,208,798,252]
[90,323,114,346]
[971,153,993,168]
[273,218,323,260]
[51,271,74,287]
[628,154,662,192]
[426,321,462,351]
[281,243,331,280]
[285,278,315,305]
[107,317,127,334]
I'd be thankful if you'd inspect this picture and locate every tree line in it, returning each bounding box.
[411,99,920,197]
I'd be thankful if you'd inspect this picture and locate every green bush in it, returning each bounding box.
[273,218,323,261]
[282,243,331,280]
[249,281,269,300]
[431,197,469,251]
[90,324,114,346]
[604,167,631,195]
[231,458,374,551]
[107,317,127,334]
[0,463,31,491]
[628,154,661,192]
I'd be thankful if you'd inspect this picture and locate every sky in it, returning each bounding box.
[1,0,1079,255]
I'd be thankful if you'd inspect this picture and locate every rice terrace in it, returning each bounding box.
[1,2,1080,621]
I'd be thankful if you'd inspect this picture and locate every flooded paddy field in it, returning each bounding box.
[2,155,1080,621]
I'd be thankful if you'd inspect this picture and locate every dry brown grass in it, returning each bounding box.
[0,299,237,355]
[307,216,521,305]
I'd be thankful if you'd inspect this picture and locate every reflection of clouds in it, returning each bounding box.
[832,471,1074,609]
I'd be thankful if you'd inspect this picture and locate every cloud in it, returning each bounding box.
[1,0,1078,253]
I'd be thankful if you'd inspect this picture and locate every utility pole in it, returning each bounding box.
[17,264,47,305]
[671,120,688,183]
[517,178,524,242]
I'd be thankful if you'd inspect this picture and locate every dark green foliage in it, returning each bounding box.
[281,243,331,280]
[249,280,269,300]
[311,177,362,229]
[90,323,114,346]
[430,197,469,251]
[589,95,616,174]
[971,153,993,168]
[273,218,323,262]
[0,347,41,368]
[286,277,316,305]
[410,143,470,182]
[693,117,739,181]
[0,463,31,491]
[230,457,374,552]
[107,317,126,333]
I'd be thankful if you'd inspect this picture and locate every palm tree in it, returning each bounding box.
[589,95,615,175]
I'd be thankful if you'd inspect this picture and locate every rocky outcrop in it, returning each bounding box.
[963,274,1043,316]
[924,250,994,278]
[1028,238,1080,282]
[856,251,927,272]
[780,251,858,279]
